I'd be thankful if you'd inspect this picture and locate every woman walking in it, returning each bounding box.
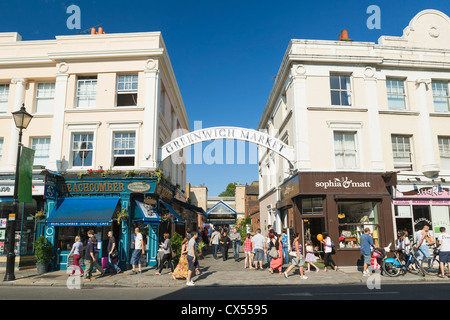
[268,232,283,274]
[67,236,84,276]
[244,233,254,269]
[172,238,189,280]
[322,232,338,272]
[156,233,173,275]
[219,231,231,261]
[283,233,307,279]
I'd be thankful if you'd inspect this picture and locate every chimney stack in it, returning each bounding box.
[338,29,352,41]
[90,27,106,35]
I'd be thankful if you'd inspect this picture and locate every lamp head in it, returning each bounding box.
[12,104,33,130]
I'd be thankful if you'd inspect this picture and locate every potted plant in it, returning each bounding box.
[33,236,53,274]
[197,241,206,258]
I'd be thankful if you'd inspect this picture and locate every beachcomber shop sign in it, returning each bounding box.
[58,180,155,195]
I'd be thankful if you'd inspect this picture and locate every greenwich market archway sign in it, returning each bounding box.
[160,126,294,164]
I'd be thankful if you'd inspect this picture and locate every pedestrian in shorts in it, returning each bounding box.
[186,231,199,286]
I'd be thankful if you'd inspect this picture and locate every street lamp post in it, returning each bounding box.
[3,104,33,281]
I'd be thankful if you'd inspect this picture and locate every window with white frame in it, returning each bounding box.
[330,74,352,106]
[334,131,358,169]
[76,76,97,108]
[35,82,55,114]
[386,78,407,110]
[160,86,166,115]
[116,74,138,106]
[113,132,136,167]
[438,136,450,171]
[0,84,9,113]
[391,135,413,171]
[31,137,51,167]
[432,81,450,112]
[71,133,94,167]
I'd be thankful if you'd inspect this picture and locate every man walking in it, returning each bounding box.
[186,231,199,286]
[83,235,104,281]
[252,228,266,270]
[209,227,220,259]
[360,228,374,276]
[130,227,145,275]
[106,231,121,274]
[230,228,241,262]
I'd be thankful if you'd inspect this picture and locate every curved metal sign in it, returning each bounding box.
[160,126,294,163]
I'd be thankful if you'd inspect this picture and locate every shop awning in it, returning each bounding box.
[47,197,120,226]
[173,198,207,217]
[133,200,161,225]
[161,201,185,226]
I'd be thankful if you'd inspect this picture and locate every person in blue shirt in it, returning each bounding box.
[360,228,374,276]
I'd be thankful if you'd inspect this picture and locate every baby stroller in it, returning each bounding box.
[371,247,385,271]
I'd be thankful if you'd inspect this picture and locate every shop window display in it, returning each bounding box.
[337,201,380,249]
[0,198,43,256]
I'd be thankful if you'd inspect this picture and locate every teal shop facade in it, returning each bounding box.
[41,171,184,271]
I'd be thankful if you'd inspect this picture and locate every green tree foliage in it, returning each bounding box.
[218,182,238,197]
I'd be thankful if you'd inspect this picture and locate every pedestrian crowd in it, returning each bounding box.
[64,222,450,286]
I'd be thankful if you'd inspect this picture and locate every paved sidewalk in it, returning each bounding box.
[1,247,448,288]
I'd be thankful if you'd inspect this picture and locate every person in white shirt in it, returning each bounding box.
[251,229,266,270]
[130,227,145,275]
[209,228,220,259]
[437,227,450,278]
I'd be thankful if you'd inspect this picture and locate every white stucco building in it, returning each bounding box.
[257,9,450,266]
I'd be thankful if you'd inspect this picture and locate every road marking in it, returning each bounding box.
[320,291,400,296]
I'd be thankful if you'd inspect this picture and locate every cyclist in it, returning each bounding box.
[415,225,432,266]
[437,227,450,278]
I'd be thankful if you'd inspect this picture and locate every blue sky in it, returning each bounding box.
[2,0,450,195]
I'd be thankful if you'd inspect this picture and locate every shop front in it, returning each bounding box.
[0,176,46,270]
[393,183,450,242]
[278,172,396,267]
[43,173,183,271]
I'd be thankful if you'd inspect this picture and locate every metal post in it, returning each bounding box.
[3,129,23,281]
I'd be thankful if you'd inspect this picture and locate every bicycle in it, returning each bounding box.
[421,246,449,277]
[382,244,425,277]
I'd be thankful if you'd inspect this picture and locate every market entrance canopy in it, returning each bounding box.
[47,197,120,226]
[206,200,237,224]
[160,126,294,163]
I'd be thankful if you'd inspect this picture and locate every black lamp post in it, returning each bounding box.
[3,104,33,281]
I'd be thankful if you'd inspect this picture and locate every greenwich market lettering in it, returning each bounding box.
[160,126,294,163]
[315,177,371,190]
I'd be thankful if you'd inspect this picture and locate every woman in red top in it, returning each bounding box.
[244,233,254,269]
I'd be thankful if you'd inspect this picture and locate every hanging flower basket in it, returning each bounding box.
[34,210,46,220]
[116,208,129,223]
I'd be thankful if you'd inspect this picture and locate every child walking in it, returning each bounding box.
[305,240,319,272]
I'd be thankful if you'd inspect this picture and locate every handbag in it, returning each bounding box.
[110,249,119,259]
[269,246,279,259]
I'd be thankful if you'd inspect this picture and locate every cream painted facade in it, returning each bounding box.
[258,9,450,236]
[0,30,188,192]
